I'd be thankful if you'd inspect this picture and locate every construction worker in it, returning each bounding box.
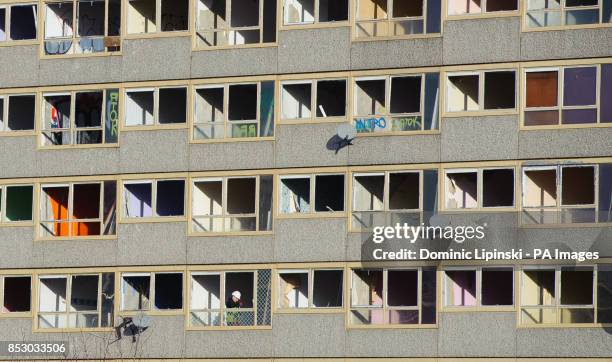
[225,291,242,326]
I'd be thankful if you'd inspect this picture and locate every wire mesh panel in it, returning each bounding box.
[257,269,272,326]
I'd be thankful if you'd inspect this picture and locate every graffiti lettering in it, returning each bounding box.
[354,117,387,133]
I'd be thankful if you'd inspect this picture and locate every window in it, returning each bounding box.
[598,265,612,323]
[0,3,37,42]
[0,94,36,132]
[189,269,272,327]
[447,0,517,15]
[43,0,121,55]
[277,269,343,309]
[444,267,514,307]
[281,79,347,121]
[127,0,189,34]
[123,179,185,218]
[125,87,188,127]
[279,173,345,214]
[446,70,516,113]
[283,0,348,25]
[525,0,612,28]
[193,81,275,140]
[521,266,601,325]
[355,0,441,38]
[195,0,277,48]
[37,273,114,329]
[349,267,436,325]
[1,276,31,314]
[0,184,34,222]
[191,175,273,233]
[524,65,612,126]
[352,170,439,231]
[39,181,117,238]
[353,73,440,133]
[41,89,119,146]
[444,168,515,209]
[522,164,598,224]
[121,272,183,311]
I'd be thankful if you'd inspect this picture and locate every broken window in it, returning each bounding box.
[481,267,514,306]
[445,167,514,209]
[195,0,277,47]
[278,268,343,309]
[448,0,517,15]
[445,170,477,209]
[0,3,37,41]
[278,270,309,308]
[526,0,603,27]
[281,82,311,120]
[0,94,36,132]
[355,0,440,37]
[522,165,596,224]
[38,273,114,329]
[313,269,343,307]
[350,267,436,325]
[44,0,121,55]
[154,273,183,310]
[444,269,476,306]
[354,73,439,132]
[189,269,272,327]
[521,266,595,325]
[123,179,185,218]
[279,173,345,214]
[444,267,513,307]
[121,273,150,311]
[125,87,187,127]
[122,272,183,312]
[128,0,188,33]
[446,70,515,112]
[283,0,348,25]
[0,184,34,222]
[191,175,273,233]
[599,164,612,223]
[41,90,117,146]
[482,168,515,207]
[193,81,274,140]
[1,276,31,313]
[39,181,116,238]
[597,265,612,323]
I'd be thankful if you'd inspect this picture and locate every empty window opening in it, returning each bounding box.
[194,87,225,139]
[280,176,310,213]
[390,76,421,114]
[38,277,68,328]
[562,166,595,205]
[521,269,555,324]
[0,8,6,41]
[2,276,31,313]
[351,269,383,309]
[482,168,514,207]
[122,274,150,311]
[319,0,348,21]
[355,0,430,37]
[192,179,223,232]
[279,271,308,308]
[43,94,71,145]
[481,268,513,306]
[77,0,104,38]
[284,0,314,23]
[315,174,344,212]
[523,168,557,208]
[388,270,418,306]
[445,270,476,306]
[597,266,612,323]
[602,65,612,123]
[282,83,312,120]
[484,71,515,109]
[447,74,479,112]
[313,269,343,307]
[157,180,185,216]
[228,84,257,121]
[70,275,99,328]
[355,79,385,116]
[8,4,38,40]
[485,0,517,11]
[445,171,477,209]
[353,174,384,211]
[3,185,34,222]
[5,95,35,131]
[448,0,481,14]
[525,70,559,126]
[393,0,423,17]
[75,91,103,145]
[316,80,346,117]
[159,87,187,124]
[225,272,254,309]
[190,273,221,326]
[227,178,256,216]
[389,172,419,210]
[357,0,388,19]
[599,164,612,223]
[125,90,154,126]
[128,0,157,33]
[161,0,189,31]
[45,2,74,39]
[124,182,153,217]
[154,273,183,310]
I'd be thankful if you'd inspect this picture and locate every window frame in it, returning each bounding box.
[442,266,515,311]
[523,0,609,30]
[123,86,189,129]
[277,172,346,217]
[279,78,348,123]
[0,274,32,317]
[0,2,38,44]
[446,0,519,17]
[354,0,430,39]
[281,0,350,26]
[121,178,186,221]
[0,93,37,134]
[443,167,517,211]
[275,268,344,311]
[120,271,184,313]
[126,0,190,36]
[0,183,34,224]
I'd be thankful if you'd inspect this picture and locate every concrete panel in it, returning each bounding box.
[120,129,189,173]
[521,27,612,61]
[346,232,365,261]
[122,315,185,359]
[117,222,187,266]
[351,38,443,70]
[0,45,39,88]
[190,46,278,78]
[186,234,274,265]
[441,115,519,162]
[443,18,520,64]
[272,314,345,357]
[0,136,39,178]
[518,128,612,159]
[275,123,349,168]
[122,37,192,82]
[274,218,347,262]
[348,134,441,165]
[278,27,351,73]
[345,328,438,357]
[34,238,118,268]
[438,312,516,357]
[517,227,612,257]
[38,55,123,86]
[37,147,120,177]
[0,227,35,269]
[185,330,273,358]
[189,140,275,171]
[517,328,612,357]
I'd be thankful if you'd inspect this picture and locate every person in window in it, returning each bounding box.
[225,291,242,326]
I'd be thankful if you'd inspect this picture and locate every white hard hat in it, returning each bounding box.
[231,291,241,300]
